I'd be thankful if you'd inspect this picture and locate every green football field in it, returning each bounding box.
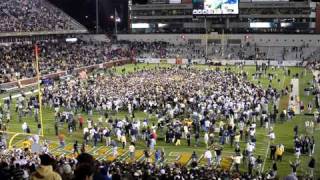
[1,63,319,178]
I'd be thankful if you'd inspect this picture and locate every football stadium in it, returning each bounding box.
[0,0,320,179]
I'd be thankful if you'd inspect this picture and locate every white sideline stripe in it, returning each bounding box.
[2,90,39,100]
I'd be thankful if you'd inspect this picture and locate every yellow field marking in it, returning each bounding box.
[177,152,192,166]
[97,147,111,155]
[125,150,144,163]
[106,149,127,162]
[64,144,74,152]
[49,143,59,150]
[8,133,39,149]
[220,157,233,170]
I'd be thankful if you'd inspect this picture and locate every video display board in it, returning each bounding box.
[169,0,182,3]
[192,0,239,15]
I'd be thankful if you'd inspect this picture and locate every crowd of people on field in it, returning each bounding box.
[0,134,317,180]
[0,146,286,180]
[0,0,79,32]
[0,62,319,179]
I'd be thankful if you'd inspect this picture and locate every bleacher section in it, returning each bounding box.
[0,0,87,35]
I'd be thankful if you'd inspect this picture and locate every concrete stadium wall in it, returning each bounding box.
[117,34,320,47]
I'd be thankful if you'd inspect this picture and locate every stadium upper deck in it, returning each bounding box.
[0,0,87,36]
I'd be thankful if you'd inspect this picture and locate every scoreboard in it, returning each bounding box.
[192,0,239,15]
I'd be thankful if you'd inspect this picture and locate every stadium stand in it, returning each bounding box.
[0,0,86,34]
[1,39,320,87]
[0,40,131,84]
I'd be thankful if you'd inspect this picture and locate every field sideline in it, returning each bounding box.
[1,63,319,178]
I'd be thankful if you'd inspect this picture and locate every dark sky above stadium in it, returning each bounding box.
[48,0,129,33]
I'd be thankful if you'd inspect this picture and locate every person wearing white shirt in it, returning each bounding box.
[129,143,135,161]
[204,133,209,148]
[233,154,243,172]
[268,131,276,143]
[204,120,210,131]
[33,135,40,144]
[87,120,92,129]
[204,149,212,166]
[117,120,124,128]
[183,125,189,139]
[22,122,28,133]
[116,129,122,141]
[249,128,255,140]
[83,127,89,135]
[247,142,255,156]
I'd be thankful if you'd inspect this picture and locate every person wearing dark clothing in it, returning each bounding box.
[54,122,59,136]
[186,133,191,146]
[289,160,300,176]
[272,161,278,176]
[0,162,11,180]
[73,163,95,180]
[73,141,79,154]
[10,164,24,180]
[270,145,276,160]
[308,157,315,178]
[195,132,200,147]
[293,125,298,137]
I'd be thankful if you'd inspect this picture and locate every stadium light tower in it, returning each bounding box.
[110,9,121,36]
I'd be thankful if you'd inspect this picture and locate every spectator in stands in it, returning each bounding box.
[0,0,80,32]
[30,154,62,180]
[73,163,95,180]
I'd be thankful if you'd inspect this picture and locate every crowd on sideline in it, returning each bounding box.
[0,0,79,32]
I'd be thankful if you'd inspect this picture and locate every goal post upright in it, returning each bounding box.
[35,44,44,137]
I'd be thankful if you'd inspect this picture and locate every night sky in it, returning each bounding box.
[48,0,129,33]
[48,0,96,30]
